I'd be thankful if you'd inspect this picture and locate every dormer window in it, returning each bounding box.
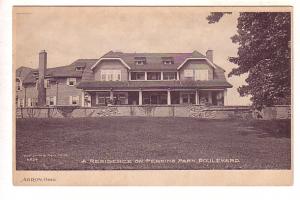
[136,61,145,65]
[162,57,174,65]
[75,66,85,71]
[33,71,39,76]
[135,57,146,65]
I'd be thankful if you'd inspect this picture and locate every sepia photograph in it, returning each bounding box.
[13,6,292,185]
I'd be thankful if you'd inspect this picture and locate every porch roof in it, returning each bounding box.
[77,80,233,90]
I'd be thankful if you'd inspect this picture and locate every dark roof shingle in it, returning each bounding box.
[22,59,98,84]
[101,51,207,71]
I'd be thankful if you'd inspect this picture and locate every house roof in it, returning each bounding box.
[22,59,98,84]
[70,59,98,67]
[16,66,34,80]
[88,51,226,72]
[81,50,229,84]
[77,80,233,90]
[20,51,230,87]
[96,50,210,71]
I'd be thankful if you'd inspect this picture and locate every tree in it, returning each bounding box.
[207,12,291,109]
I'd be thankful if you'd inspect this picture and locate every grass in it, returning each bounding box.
[16,117,291,170]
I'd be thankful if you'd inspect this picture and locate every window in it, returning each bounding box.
[199,91,209,104]
[181,92,195,104]
[20,98,25,107]
[17,98,25,107]
[100,70,121,81]
[131,72,145,80]
[163,61,173,64]
[46,96,56,106]
[75,66,85,71]
[147,72,161,80]
[195,69,208,80]
[162,57,174,65]
[69,96,79,105]
[96,92,110,105]
[182,94,189,103]
[134,57,146,65]
[16,78,22,91]
[184,70,193,77]
[101,74,106,81]
[44,79,51,88]
[114,93,127,105]
[136,60,146,65]
[98,96,106,104]
[107,74,113,81]
[27,98,37,107]
[163,72,177,80]
[67,78,77,86]
[142,92,167,105]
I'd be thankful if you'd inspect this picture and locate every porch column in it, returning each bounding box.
[110,90,114,100]
[224,89,227,106]
[208,91,212,104]
[176,72,179,80]
[81,90,85,107]
[84,92,92,107]
[195,90,199,105]
[167,89,171,105]
[144,72,147,80]
[179,92,183,104]
[139,90,143,105]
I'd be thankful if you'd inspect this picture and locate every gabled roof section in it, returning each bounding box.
[22,59,98,84]
[90,57,131,70]
[22,69,38,84]
[108,51,198,70]
[46,65,84,77]
[70,59,98,67]
[16,66,34,80]
[176,50,218,70]
[90,50,223,72]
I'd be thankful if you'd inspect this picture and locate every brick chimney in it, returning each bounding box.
[206,50,213,62]
[37,50,47,106]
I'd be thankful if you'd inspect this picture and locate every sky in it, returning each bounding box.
[13,7,251,105]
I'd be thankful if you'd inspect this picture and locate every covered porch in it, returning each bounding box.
[81,89,227,107]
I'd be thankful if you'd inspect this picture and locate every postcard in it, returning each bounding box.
[13,6,292,185]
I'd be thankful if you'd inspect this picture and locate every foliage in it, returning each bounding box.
[207,12,291,109]
[206,12,232,23]
[56,106,78,118]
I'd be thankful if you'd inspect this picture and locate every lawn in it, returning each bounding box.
[16,117,291,170]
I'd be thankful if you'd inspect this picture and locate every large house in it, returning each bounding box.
[16,50,232,107]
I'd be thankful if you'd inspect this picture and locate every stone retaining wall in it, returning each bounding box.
[16,105,291,119]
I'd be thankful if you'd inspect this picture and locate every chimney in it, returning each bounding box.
[37,50,47,106]
[206,50,213,62]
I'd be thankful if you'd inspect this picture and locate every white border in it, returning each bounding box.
[0,1,299,200]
